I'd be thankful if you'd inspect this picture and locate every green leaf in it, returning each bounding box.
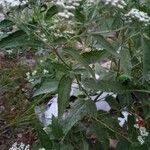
[83,78,150,93]
[34,120,52,150]
[0,30,44,49]
[75,9,86,23]
[58,74,72,118]
[89,121,108,141]
[33,80,58,97]
[83,78,130,93]
[141,34,150,81]
[92,34,118,57]
[120,48,132,75]
[81,50,109,64]
[45,5,59,20]
[116,138,131,150]
[0,19,14,29]
[63,47,95,78]
[105,96,119,110]
[64,99,97,135]
[52,62,69,73]
[51,116,64,139]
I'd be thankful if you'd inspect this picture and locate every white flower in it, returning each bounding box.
[103,0,126,9]
[26,72,30,79]
[32,70,37,76]
[40,60,43,63]
[43,69,49,74]
[95,74,100,80]
[0,0,27,8]
[134,124,139,129]
[140,127,149,137]
[65,5,76,10]
[137,136,145,145]
[54,0,82,19]
[9,142,30,150]
[28,78,34,83]
[125,8,150,26]
[6,50,13,54]
[56,0,65,7]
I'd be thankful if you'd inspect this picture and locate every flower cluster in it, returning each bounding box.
[54,0,82,19]
[134,117,149,145]
[26,71,37,83]
[9,142,30,150]
[0,0,27,9]
[26,68,50,83]
[125,8,150,26]
[103,0,126,9]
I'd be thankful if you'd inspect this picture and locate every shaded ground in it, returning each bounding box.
[0,52,37,150]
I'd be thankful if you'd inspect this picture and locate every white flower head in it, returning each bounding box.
[43,69,49,74]
[9,142,30,150]
[26,72,30,79]
[137,136,145,145]
[140,127,149,137]
[40,60,43,63]
[103,0,126,9]
[134,124,139,129]
[125,8,150,26]
[32,70,37,76]
[6,50,13,54]
[0,0,27,9]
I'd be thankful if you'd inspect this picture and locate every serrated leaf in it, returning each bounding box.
[141,34,150,81]
[92,34,118,57]
[105,96,119,110]
[82,78,129,93]
[0,19,14,29]
[64,99,97,135]
[0,30,44,49]
[52,62,69,73]
[83,78,150,93]
[34,120,52,150]
[120,48,132,75]
[45,5,59,20]
[51,116,64,139]
[89,121,108,141]
[58,74,72,118]
[63,47,95,78]
[81,50,108,64]
[33,80,58,97]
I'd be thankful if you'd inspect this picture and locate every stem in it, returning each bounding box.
[75,74,91,99]
[93,117,133,144]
